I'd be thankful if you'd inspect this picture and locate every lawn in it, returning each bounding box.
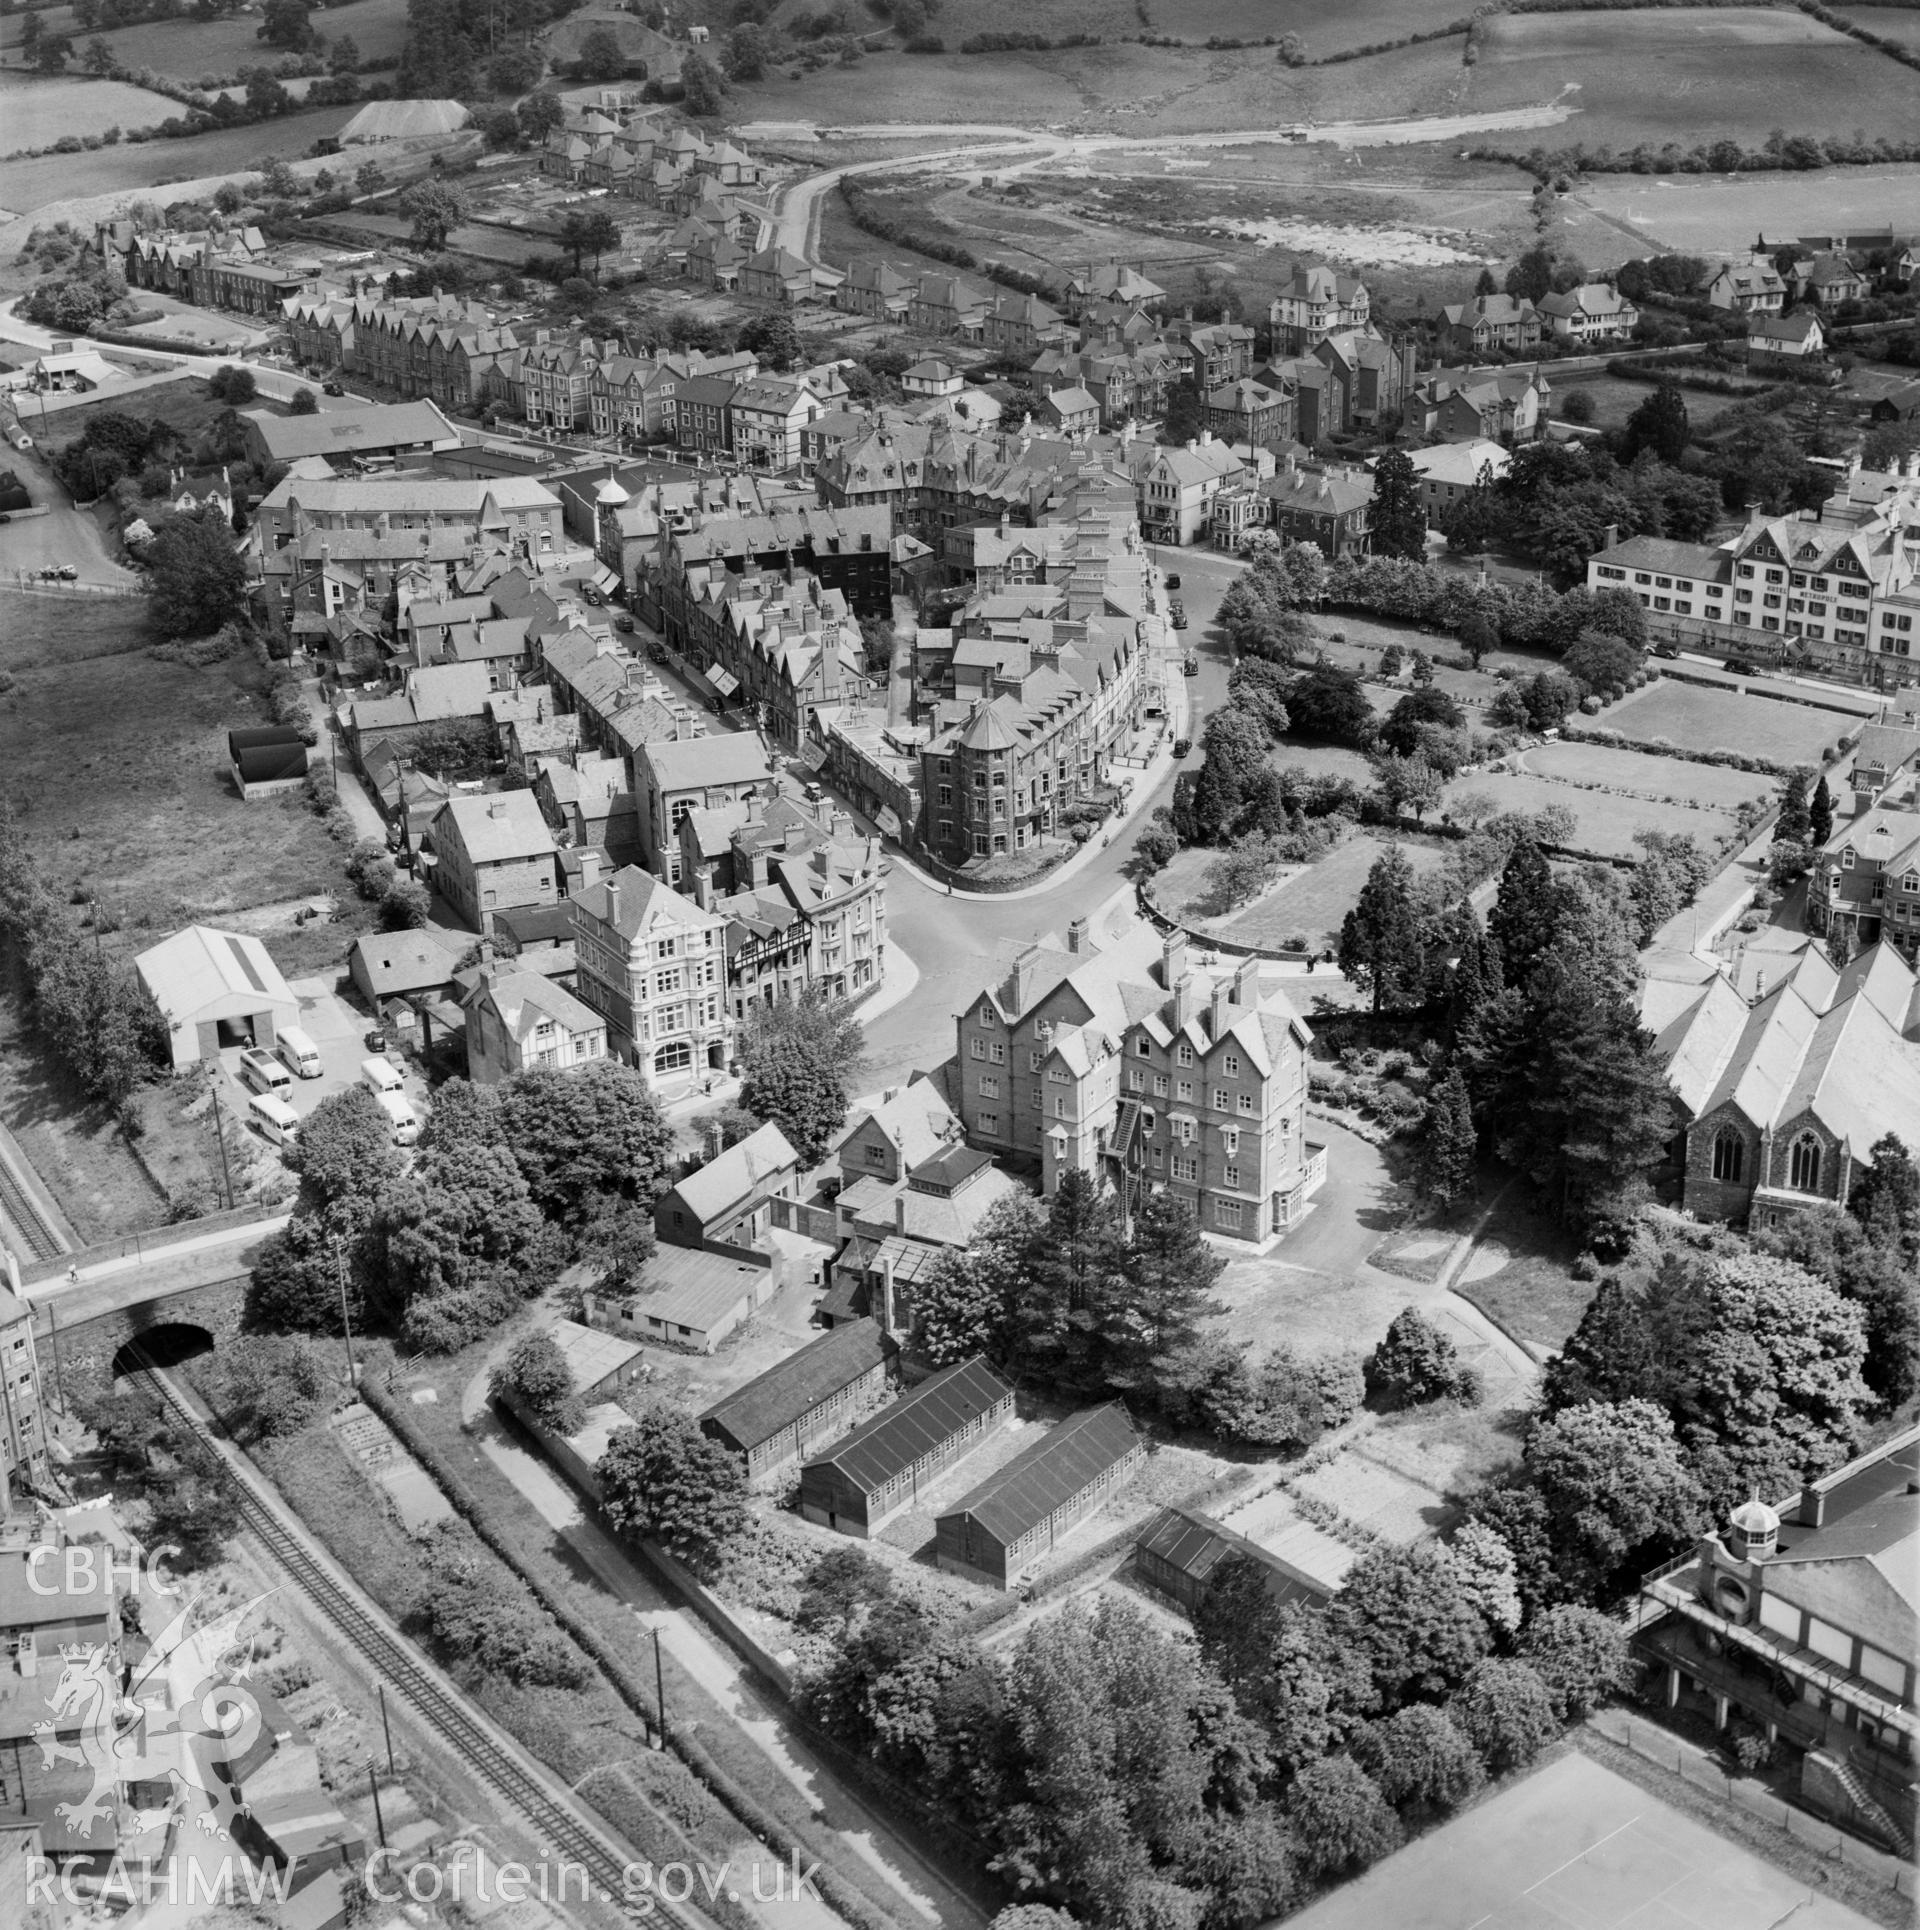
[1550,373,1753,434]
[1597,680,1857,767]
[1523,739,1774,812]
[0,102,361,215]
[1155,831,1455,951]
[0,595,359,970]
[49,373,271,471]
[1441,768,1744,859]
[1451,1186,1596,1357]
[1465,8,1920,150]
[0,72,179,148]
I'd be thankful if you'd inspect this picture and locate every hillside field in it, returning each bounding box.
[0,0,408,75]
[1462,8,1920,151]
[0,73,180,149]
[0,102,360,214]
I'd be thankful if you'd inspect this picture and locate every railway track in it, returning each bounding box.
[129,1353,691,1928]
[0,1143,63,1261]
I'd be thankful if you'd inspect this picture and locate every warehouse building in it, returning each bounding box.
[698,1320,893,1482]
[799,1356,1013,1537]
[934,1403,1144,1590]
[134,925,301,1069]
[1133,1505,1335,1617]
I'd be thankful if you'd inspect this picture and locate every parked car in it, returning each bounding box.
[1183,656,1199,677]
[1725,656,1760,677]
[322,381,345,397]
[1164,572,1182,591]
[1170,605,1188,630]
[1173,736,1192,758]
[1652,642,1680,660]
[363,1025,389,1053]
[614,613,634,633]
[580,584,605,606]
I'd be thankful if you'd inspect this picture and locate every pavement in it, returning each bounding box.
[23,1214,291,1333]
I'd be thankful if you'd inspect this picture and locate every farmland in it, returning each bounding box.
[1598,680,1859,767]
[0,102,361,215]
[1837,2,1920,47]
[0,73,179,150]
[1461,8,1920,152]
[0,0,408,77]
[1579,165,1920,258]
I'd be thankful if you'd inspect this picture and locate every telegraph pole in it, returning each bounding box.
[653,1628,667,1748]
[334,1237,358,1386]
[207,1061,234,1209]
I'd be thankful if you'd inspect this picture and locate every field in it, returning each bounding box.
[0,73,180,150]
[1442,768,1745,859]
[1463,8,1920,151]
[0,593,352,959]
[1838,1,1920,47]
[1599,680,1858,766]
[0,0,408,73]
[0,102,361,216]
[47,374,271,477]
[1550,372,1753,434]
[1287,1752,1887,1930]
[1581,164,1920,257]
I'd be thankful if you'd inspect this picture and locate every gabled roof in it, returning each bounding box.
[700,1320,893,1452]
[938,1402,1140,1544]
[432,790,556,865]
[803,1356,1012,1497]
[667,1121,800,1224]
[135,925,297,1019]
[640,732,771,793]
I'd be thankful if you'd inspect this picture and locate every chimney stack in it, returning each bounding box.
[1234,956,1260,1008]
[1161,929,1188,989]
[1067,916,1089,955]
[1172,970,1195,1033]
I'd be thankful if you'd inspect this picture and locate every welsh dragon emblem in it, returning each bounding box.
[32,1584,279,1848]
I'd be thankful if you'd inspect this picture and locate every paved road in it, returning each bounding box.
[22,1214,290,1336]
[859,544,1243,1092]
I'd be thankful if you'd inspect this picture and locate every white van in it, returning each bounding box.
[239,1047,292,1095]
[276,1026,322,1079]
[248,1092,301,1148]
[360,1056,404,1095]
[374,1086,421,1146]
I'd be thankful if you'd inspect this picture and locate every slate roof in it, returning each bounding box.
[700,1320,893,1452]
[802,1356,1012,1497]
[641,732,772,792]
[1136,1504,1335,1609]
[669,1120,799,1223]
[938,1402,1141,1545]
[433,790,556,864]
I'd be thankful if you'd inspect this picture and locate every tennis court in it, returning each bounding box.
[1286,1752,1882,1930]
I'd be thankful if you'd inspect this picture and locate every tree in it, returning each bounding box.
[83,34,115,73]
[1520,1605,1635,1721]
[1365,1306,1467,1407]
[147,511,246,638]
[1190,705,1270,843]
[1282,661,1374,747]
[1014,1168,1128,1390]
[288,386,319,416]
[1558,388,1596,426]
[577,23,627,79]
[289,1083,402,1214]
[517,91,563,142]
[1524,1398,1705,1599]
[1284,1757,1402,1880]
[33,31,74,70]
[204,1334,330,1445]
[1337,847,1427,1013]
[911,1193,1044,1367]
[598,1405,747,1570]
[681,49,728,113]
[355,159,386,195]
[207,363,258,404]
[736,991,864,1164]
[738,310,801,373]
[1368,449,1427,562]
[1195,1566,1369,1776]
[1560,629,1641,696]
[1505,243,1557,304]
[499,1060,674,1234]
[1458,608,1497,668]
[1377,685,1462,759]
[1848,1133,1920,1247]
[379,877,430,929]
[1335,1541,1492,1712]
[329,32,361,74]
[1454,1661,1558,1773]
[258,0,313,47]
[1107,1187,1223,1392]
[492,1330,585,1434]
[1758,1205,1919,1410]
[1774,765,1814,847]
[1621,383,1689,466]
[402,181,467,253]
[1421,1069,1477,1208]
[1350,1704,1484,1815]
[1808,772,1834,849]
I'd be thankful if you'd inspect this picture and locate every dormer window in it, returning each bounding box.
[1842,849,1856,870]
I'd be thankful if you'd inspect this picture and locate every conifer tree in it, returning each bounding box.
[1337,846,1426,1012]
[1421,1068,1477,1208]
[1486,839,1557,990]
